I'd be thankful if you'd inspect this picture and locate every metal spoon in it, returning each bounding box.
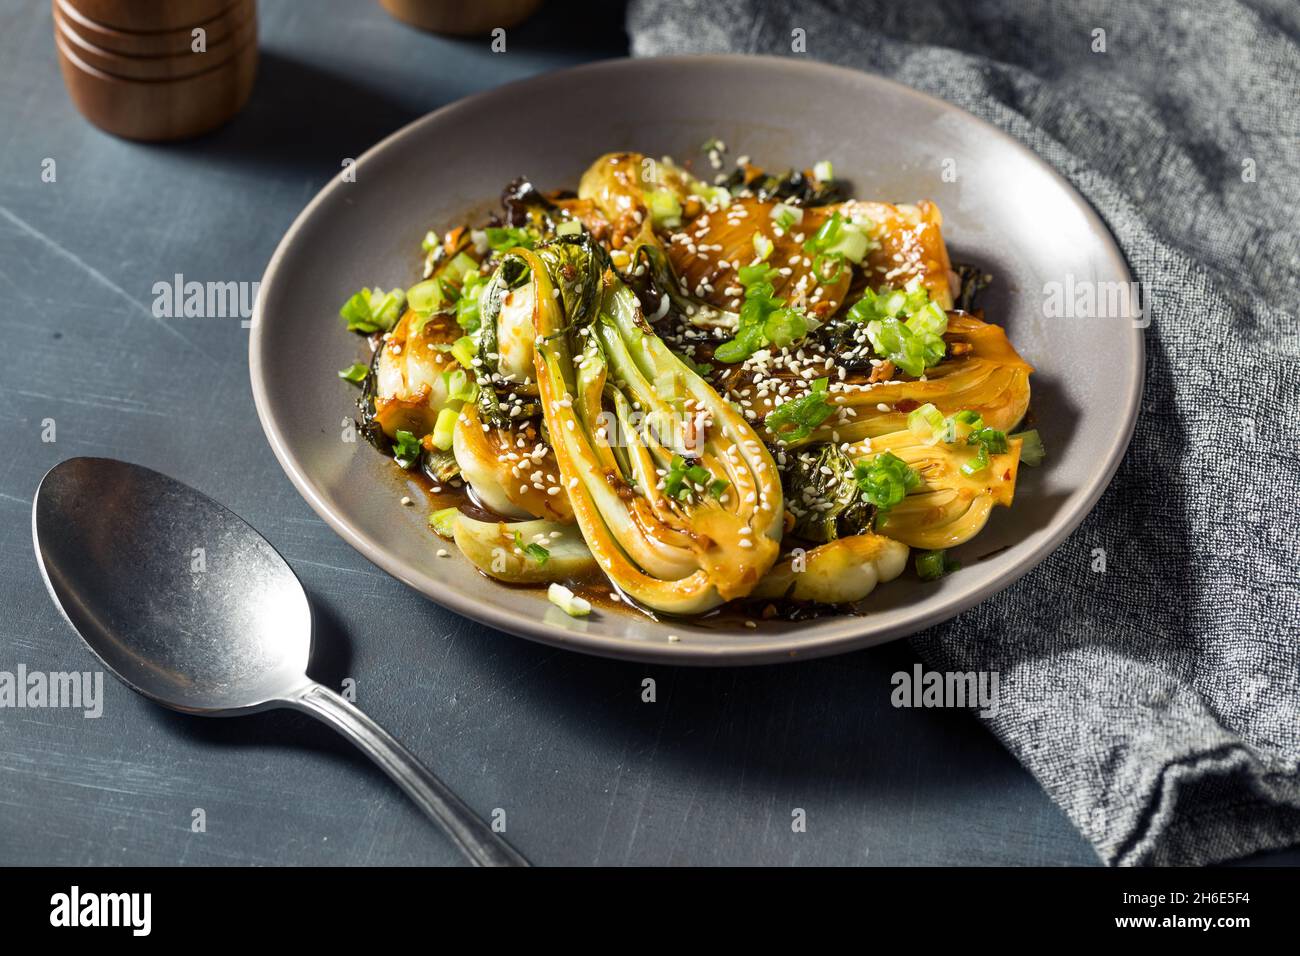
[32,457,527,867]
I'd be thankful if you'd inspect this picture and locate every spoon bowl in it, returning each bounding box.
[32,457,527,866]
[34,456,313,714]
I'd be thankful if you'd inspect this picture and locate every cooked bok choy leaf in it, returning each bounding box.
[506,236,784,614]
[752,534,909,604]
[371,311,463,440]
[452,404,574,523]
[846,425,1023,549]
[794,312,1033,446]
[780,443,876,543]
[452,515,596,584]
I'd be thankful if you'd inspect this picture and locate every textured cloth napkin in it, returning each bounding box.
[627,0,1300,865]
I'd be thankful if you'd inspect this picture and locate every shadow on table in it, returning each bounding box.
[439,0,630,57]
[153,52,423,178]
[469,627,1027,811]
[152,0,630,177]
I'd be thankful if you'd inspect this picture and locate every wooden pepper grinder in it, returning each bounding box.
[53,0,258,141]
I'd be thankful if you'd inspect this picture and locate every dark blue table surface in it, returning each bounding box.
[0,0,1184,866]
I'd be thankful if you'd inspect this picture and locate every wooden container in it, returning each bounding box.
[53,4,258,141]
[378,0,542,36]
[64,0,238,32]
[54,1,257,80]
[54,0,254,57]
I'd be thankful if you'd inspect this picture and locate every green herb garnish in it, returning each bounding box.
[340,287,406,334]
[513,530,550,565]
[392,429,422,468]
[664,455,727,501]
[852,451,920,512]
[337,363,368,384]
[916,549,960,582]
[713,263,809,364]
[763,378,835,445]
[429,507,459,538]
[962,426,1009,476]
[803,211,843,254]
[484,226,536,252]
[846,286,948,377]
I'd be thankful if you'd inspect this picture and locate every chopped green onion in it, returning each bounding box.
[752,232,774,261]
[909,300,948,337]
[455,272,485,332]
[337,363,368,384]
[1010,429,1045,467]
[712,326,764,364]
[824,222,870,264]
[770,202,804,230]
[664,454,721,501]
[645,189,682,229]
[961,426,1009,475]
[853,451,920,512]
[764,378,834,444]
[863,319,931,377]
[944,409,985,444]
[555,219,583,237]
[340,287,406,334]
[445,368,478,403]
[484,226,536,252]
[803,211,843,254]
[406,278,445,316]
[848,286,948,377]
[451,335,476,369]
[970,427,1008,455]
[916,549,960,582]
[713,262,810,363]
[813,160,834,182]
[962,442,990,476]
[443,251,479,282]
[846,285,930,324]
[428,507,459,538]
[907,402,945,441]
[514,530,550,566]
[736,262,778,286]
[699,184,732,209]
[431,407,458,451]
[812,251,844,284]
[547,582,591,617]
[421,230,439,254]
[392,429,422,468]
[762,307,807,348]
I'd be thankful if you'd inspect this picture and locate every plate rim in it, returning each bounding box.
[249,53,1143,666]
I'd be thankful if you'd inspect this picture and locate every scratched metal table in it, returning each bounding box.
[0,0,1161,867]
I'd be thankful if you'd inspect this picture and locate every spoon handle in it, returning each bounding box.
[290,683,529,867]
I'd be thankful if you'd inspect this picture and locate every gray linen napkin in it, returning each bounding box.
[627,0,1300,865]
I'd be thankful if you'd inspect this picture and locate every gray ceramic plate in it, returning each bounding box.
[250,55,1141,665]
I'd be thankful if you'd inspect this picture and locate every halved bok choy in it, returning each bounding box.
[499,236,785,614]
[846,424,1023,550]
[817,312,1033,443]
